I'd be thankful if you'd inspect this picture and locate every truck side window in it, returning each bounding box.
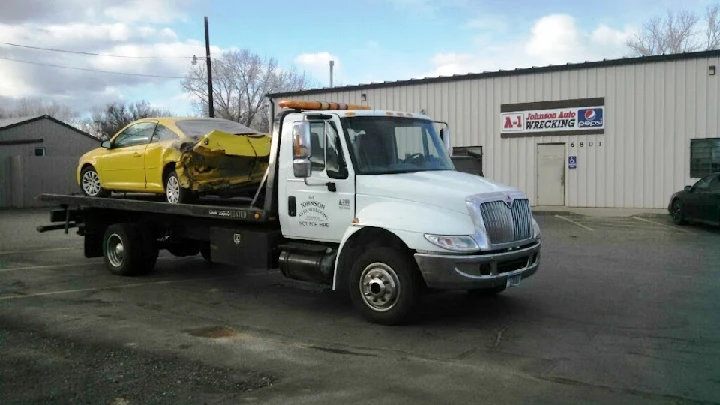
[308,121,326,172]
[325,122,348,179]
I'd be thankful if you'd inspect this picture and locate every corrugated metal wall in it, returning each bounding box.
[276,55,720,208]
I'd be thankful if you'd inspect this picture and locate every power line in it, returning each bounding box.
[0,55,185,79]
[2,42,196,59]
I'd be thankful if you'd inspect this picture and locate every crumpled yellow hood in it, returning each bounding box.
[175,130,272,195]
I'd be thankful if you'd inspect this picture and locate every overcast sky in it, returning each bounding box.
[0,0,715,117]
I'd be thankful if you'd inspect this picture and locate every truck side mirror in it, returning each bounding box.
[684,185,693,192]
[292,122,312,178]
[439,127,451,156]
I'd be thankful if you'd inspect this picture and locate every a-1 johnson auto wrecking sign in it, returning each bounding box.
[499,98,606,137]
[501,106,604,133]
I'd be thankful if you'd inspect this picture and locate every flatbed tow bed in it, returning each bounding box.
[36,193,274,232]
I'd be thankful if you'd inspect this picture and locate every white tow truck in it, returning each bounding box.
[37,100,541,325]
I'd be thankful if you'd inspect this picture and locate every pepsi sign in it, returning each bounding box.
[577,108,604,128]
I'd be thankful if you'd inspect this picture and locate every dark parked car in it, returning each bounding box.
[668,172,720,226]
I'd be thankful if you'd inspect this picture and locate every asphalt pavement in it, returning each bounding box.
[0,209,719,404]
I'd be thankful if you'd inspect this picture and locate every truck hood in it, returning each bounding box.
[356,170,520,215]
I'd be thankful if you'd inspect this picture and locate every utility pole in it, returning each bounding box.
[329,60,334,88]
[204,16,214,118]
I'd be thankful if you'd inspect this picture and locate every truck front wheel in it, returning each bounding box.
[348,247,422,325]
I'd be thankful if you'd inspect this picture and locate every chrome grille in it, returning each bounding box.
[479,199,533,245]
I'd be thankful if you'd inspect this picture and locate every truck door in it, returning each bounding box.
[279,118,356,242]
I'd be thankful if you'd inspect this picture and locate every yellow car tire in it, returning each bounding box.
[80,166,110,198]
[164,170,198,204]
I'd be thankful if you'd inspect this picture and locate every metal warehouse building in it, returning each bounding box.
[0,115,100,208]
[269,50,720,209]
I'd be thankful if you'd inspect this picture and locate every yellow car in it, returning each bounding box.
[78,117,272,203]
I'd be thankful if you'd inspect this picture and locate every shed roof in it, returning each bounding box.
[0,114,98,141]
[267,49,720,98]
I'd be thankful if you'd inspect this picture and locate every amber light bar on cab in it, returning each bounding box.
[278,100,371,111]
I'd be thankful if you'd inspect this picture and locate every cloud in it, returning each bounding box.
[422,14,636,78]
[295,52,340,86]
[0,0,216,115]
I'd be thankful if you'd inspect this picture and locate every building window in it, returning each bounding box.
[34,147,46,156]
[690,138,720,178]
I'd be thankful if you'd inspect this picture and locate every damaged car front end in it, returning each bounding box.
[175,129,271,198]
[170,117,273,199]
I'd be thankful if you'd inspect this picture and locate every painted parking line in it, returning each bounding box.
[0,262,100,273]
[554,215,594,231]
[0,271,280,301]
[0,256,204,273]
[632,216,696,234]
[0,247,80,256]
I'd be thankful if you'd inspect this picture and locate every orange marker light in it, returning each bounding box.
[294,134,302,155]
[278,100,371,110]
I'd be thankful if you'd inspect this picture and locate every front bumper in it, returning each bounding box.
[414,241,541,290]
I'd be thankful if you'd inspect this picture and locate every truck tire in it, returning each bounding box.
[137,225,159,274]
[348,247,422,325]
[103,223,155,276]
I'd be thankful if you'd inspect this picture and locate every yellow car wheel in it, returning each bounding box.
[164,170,197,204]
[80,166,110,198]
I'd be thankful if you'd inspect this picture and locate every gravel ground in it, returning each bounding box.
[0,318,275,405]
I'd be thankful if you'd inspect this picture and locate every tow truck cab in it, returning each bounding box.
[273,100,541,323]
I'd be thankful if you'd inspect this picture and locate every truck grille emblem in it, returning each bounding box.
[504,194,513,208]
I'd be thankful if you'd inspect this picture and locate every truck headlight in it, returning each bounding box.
[532,218,541,239]
[424,234,479,252]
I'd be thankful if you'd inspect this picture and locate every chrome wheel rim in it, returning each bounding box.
[360,263,400,312]
[106,234,124,267]
[82,170,101,196]
[166,176,180,203]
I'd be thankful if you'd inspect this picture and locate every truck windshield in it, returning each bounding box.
[340,116,454,175]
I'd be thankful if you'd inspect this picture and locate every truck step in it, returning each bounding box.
[277,242,334,254]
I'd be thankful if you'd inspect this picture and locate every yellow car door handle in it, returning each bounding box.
[133,153,142,157]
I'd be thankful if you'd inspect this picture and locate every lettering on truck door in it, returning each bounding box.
[280,118,356,242]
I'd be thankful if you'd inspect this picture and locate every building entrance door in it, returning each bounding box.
[537,144,565,206]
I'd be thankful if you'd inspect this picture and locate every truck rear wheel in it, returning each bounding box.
[103,223,156,276]
[348,247,422,325]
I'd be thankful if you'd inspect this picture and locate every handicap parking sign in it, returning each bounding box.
[568,156,577,169]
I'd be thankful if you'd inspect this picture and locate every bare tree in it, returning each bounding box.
[706,4,720,50]
[0,97,82,127]
[181,49,317,132]
[627,5,720,55]
[84,100,174,140]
